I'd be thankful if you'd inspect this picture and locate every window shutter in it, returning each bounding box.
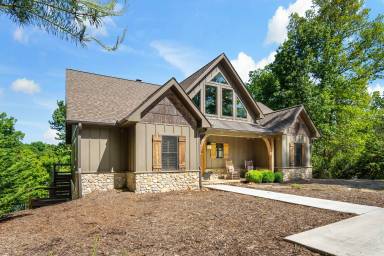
[178,136,186,170]
[301,143,306,167]
[210,143,216,159]
[224,143,229,159]
[289,142,295,167]
[153,134,162,171]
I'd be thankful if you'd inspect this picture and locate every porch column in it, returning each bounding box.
[281,134,288,168]
[270,137,274,171]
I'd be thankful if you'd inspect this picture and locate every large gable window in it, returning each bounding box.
[236,97,247,118]
[211,72,228,84]
[162,136,178,170]
[192,91,201,109]
[205,85,217,115]
[222,89,233,116]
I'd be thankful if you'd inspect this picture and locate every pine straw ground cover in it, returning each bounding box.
[238,179,384,208]
[0,190,351,256]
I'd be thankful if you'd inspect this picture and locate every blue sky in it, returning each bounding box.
[0,0,383,144]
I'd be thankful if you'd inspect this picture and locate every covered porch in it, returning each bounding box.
[200,129,275,180]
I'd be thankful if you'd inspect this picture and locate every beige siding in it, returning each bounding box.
[80,125,129,173]
[135,123,200,172]
[205,136,268,170]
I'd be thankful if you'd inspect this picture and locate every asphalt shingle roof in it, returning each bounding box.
[66,69,160,124]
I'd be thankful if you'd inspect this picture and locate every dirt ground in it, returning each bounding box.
[0,190,351,256]
[238,179,384,207]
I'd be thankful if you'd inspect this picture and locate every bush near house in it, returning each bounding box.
[274,172,283,183]
[245,170,282,183]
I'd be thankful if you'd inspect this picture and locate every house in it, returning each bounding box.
[66,53,320,197]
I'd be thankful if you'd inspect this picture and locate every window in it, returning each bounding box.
[216,143,224,158]
[211,72,228,84]
[294,143,303,167]
[236,97,247,118]
[192,91,201,109]
[222,89,233,116]
[162,136,178,170]
[205,85,217,115]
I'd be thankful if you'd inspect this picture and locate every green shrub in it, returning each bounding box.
[245,170,263,183]
[262,171,275,183]
[274,172,283,183]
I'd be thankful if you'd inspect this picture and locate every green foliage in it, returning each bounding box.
[0,0,127,50]
[245,170,263,183]
[262,171,275,183]
[49,100,66,144]
[247,0,384,178]
[245,170,276,183]
[0,109,70,217]
[274,172,283,183]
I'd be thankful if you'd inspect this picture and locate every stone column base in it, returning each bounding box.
[127,171,200,193]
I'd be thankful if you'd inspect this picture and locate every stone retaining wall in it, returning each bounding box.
[127,171,200,193]
[276,167,312,181]
[80,172,126,196]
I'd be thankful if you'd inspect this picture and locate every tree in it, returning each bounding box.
[0,113,49,217]
[248,0,384,178]
[0,0,126,50]
[49,100,66,144]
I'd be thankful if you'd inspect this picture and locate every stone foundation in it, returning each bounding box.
[80,172,127,196]
[127,171,200,193]
[277,167,312,181]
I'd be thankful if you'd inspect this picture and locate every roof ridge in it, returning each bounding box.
[264,104,303,115]
[180,53,224,85]
[66,68,161,88]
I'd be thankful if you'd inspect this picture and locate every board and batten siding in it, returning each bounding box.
[135,122,200,172]
[80,125,130,173]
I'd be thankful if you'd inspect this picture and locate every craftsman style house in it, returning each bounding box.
[66,53,320,197]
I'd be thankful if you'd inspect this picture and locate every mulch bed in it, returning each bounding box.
[238,179,384,208]
[0,190,351,256]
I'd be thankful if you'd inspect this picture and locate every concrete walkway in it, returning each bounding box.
[205,184,384,256]
[205,184,381,214]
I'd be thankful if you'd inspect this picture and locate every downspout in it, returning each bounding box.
[77,122,82,198]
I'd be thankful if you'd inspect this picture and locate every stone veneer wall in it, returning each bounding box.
[277,167,312,181]
[127,171,200,193]
[81,172,126,196]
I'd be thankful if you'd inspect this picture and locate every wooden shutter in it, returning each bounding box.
[224,143,229,159]
[289,142,295,167]
[178,136,186,170]
[301,143,306,167]
[210,143,216,159]
[153,134,162,171]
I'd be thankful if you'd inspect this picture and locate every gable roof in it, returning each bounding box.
[256,102,274,114]
[66,69,160,124]
[259,105,320,137]
[118,78,211,128]
[180,53,265,119]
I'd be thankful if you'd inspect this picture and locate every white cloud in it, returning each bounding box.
[0,88,4,97]
[43,128,58,145]
[266,0,312,44]
[231,51,276,82]
[13,27,29,44]
[11,78,40,94]
[150,41,204,77]
[368,83,384,95]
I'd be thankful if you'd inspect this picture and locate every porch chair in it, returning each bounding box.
[244,160,254,170]
[225,160,240,180]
